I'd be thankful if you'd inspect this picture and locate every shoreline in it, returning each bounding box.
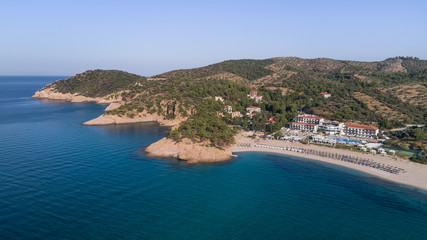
[32,88,182,127]
[232,135,427,192]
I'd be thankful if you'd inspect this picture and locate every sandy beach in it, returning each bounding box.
[233,133,427,192]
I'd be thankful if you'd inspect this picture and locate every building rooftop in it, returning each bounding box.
[345,124,378,130]
[292,122,317,126]
[298,115,323,120]
[320,92,330,95]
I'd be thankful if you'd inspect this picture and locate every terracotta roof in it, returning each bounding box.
[298,116,323,119]
[345,124,378,130]
[320,92,330,95]
[250,90,257,92]
[247,106,260,109]
[292,122,317,126]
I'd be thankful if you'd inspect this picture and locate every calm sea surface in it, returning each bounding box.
[1,76,427,240]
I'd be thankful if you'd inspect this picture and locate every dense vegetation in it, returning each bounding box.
[49,70,146,97]
[384,127,426,151]
[154,59,275,81]
[168,99,236,147]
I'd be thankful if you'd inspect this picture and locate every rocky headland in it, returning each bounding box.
[145,137,233,163]
[32,87,183,127]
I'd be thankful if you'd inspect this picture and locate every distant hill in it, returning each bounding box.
[46,69,146,98]
[154,56,427,81]
[153,59,275,81]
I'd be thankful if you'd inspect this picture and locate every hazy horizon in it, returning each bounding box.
[0,55,425,77]
[1,0,426,76]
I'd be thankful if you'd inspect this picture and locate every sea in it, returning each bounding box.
[1,76,427,240]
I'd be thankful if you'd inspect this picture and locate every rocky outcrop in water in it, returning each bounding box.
[145,138,233,163]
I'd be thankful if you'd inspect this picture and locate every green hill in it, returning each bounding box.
[46,69,146,98]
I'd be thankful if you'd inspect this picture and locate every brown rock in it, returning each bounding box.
[145,138,233,163]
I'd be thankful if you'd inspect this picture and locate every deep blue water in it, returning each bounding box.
[1,76,427,240]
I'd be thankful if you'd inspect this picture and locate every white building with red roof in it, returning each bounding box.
[246,106,261,113]
[343,124,379,138]
[320,92,331,98]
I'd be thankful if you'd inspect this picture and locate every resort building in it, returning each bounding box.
[255,95,263,103]
[224,105,232,113]
[290,122,318,133]
[246,106,261,113]
[215,96,224,102]
[231,111,243,118]
[343,124,379,138]
[320,92,331,98]
[294,115,324,125]
[318,121,344,135]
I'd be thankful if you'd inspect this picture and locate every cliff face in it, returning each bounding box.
[32,87,118,104]
[82,113,183,126]
[32,88,184,127]
[145,138,233,163]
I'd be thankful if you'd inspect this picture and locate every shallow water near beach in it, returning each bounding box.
[1,76,427,240]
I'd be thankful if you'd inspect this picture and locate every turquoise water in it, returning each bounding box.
[330,137,362,145]
[1,76,427,240]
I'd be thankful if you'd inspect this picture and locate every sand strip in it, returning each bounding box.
[233,135,427,192]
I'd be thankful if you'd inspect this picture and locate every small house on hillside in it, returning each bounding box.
[246,106,261,113]
[267,116,276,124]
[320,92,331,98]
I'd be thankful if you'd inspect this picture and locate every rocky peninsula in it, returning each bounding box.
[145,138,233,163]
[32,87,183,127]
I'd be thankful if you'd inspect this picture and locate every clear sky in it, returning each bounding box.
[1,0,426,76]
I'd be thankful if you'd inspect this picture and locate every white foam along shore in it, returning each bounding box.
[32,87,182,127]
[233,133,427,192]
